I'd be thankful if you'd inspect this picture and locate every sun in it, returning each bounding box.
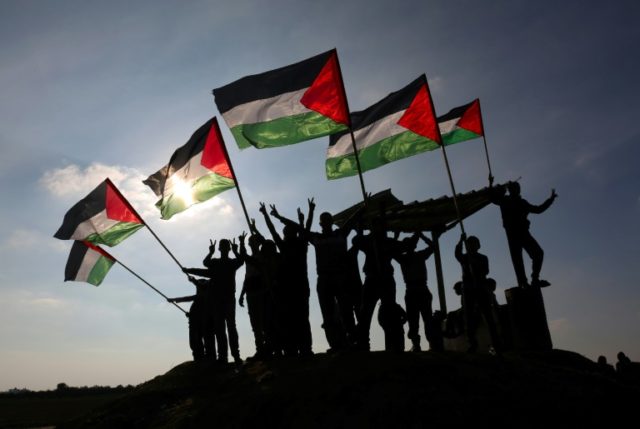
[171,178,194,206]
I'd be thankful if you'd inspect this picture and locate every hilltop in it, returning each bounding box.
[57,349,639,428]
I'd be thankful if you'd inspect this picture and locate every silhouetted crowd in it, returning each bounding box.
[168,182,562,363]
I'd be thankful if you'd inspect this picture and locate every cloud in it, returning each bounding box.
[39,162,237,228]
[2,228,68,253]
[40,163,168,218]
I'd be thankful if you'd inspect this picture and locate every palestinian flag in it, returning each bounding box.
[438,99,484,145]
[54,179,144,246]
[213,49,349,150]
[326,76,441,180]
[64,241,116,286]
[143,118,236,220]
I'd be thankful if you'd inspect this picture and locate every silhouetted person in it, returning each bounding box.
[260,201,313,357]
[346,236,364,324]
[184,238,244,364]
[455,234,501,353]
[271,200,359,352]
[378,301,407,352]
[616,352,632,375]
[353,218,404,351]
[491,182,557,288]
[238,230,268,360]
[597,356,616,377]
[167,276,216,361]
[395,232,442,352]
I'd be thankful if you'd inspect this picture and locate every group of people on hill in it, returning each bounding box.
[168,181,559,363]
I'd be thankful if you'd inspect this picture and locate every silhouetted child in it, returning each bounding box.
[378,302,407,352]
[395,232,441,352]
[352,217,403,351]
[597,355,616,377]
[260,202,313,357]
[455,234,501,353]
[271,200,360,352]
[239,231,267,360]
[168,276,215,361]
[184,238,244,364]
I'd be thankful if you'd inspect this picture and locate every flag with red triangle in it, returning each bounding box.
[327,75,442,179]
[438,98,484,145]
[64,241,116,286]
[213,49,350,149]
[54,178,144,247]
[143,117,236,220]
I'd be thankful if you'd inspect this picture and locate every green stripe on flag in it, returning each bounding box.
[326,130,439,180]
[441,128,481,146]
[159,173,236,220]
[87,256,116,286]
[231,111,348,149]
[86,222,145,247]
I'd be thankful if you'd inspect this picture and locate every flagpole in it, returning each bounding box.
[105,178,186,272]
[115,260,187,315]
[477,100,494,186]
[333,49,369,204]
[212,118,253,231]
[421,76,468,237]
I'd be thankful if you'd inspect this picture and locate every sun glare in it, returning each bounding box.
[172,178,194,206]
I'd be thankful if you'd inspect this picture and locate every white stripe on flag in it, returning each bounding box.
[327,110,407,158]
[71,210,120,241]
[221,88,312,128]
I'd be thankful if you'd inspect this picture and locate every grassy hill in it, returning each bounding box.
[56,350,639,428]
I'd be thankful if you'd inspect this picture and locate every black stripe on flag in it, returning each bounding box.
[64,240,89,281]
[437,100,476,122]
[54,181,107,240]
[143,118,214,197]
[213,50,334,114]
[329,76,424,147]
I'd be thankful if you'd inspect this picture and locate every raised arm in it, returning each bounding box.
[269,204,300,229]
[339,205,365,236]
[454,234,465,264]
[202,240,216,267]
[528,189,558,214]
[259,202,283,247]
[418,232,434,259]
[305,197,315,233]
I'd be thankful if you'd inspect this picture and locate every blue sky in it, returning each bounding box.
[1,0,639,390]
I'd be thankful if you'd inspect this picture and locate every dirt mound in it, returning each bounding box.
[60,350,639,428]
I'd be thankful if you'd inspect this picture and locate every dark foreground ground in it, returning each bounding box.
[9,350,640,428]
[0,391,127,429]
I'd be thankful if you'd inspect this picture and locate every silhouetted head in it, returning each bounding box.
[486,277,497,292]
[370,217,388,238]
[283,224,298,241]
[453,281,463,296]
[248,235,261,251]
[402,236,417,252]
[617,351,627,361]
[261,239,277,256]
[466,236,481,253]
[219,239,231,255]
[507,182,521,196]
[597,356,608,365]
[319,212,333,232]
